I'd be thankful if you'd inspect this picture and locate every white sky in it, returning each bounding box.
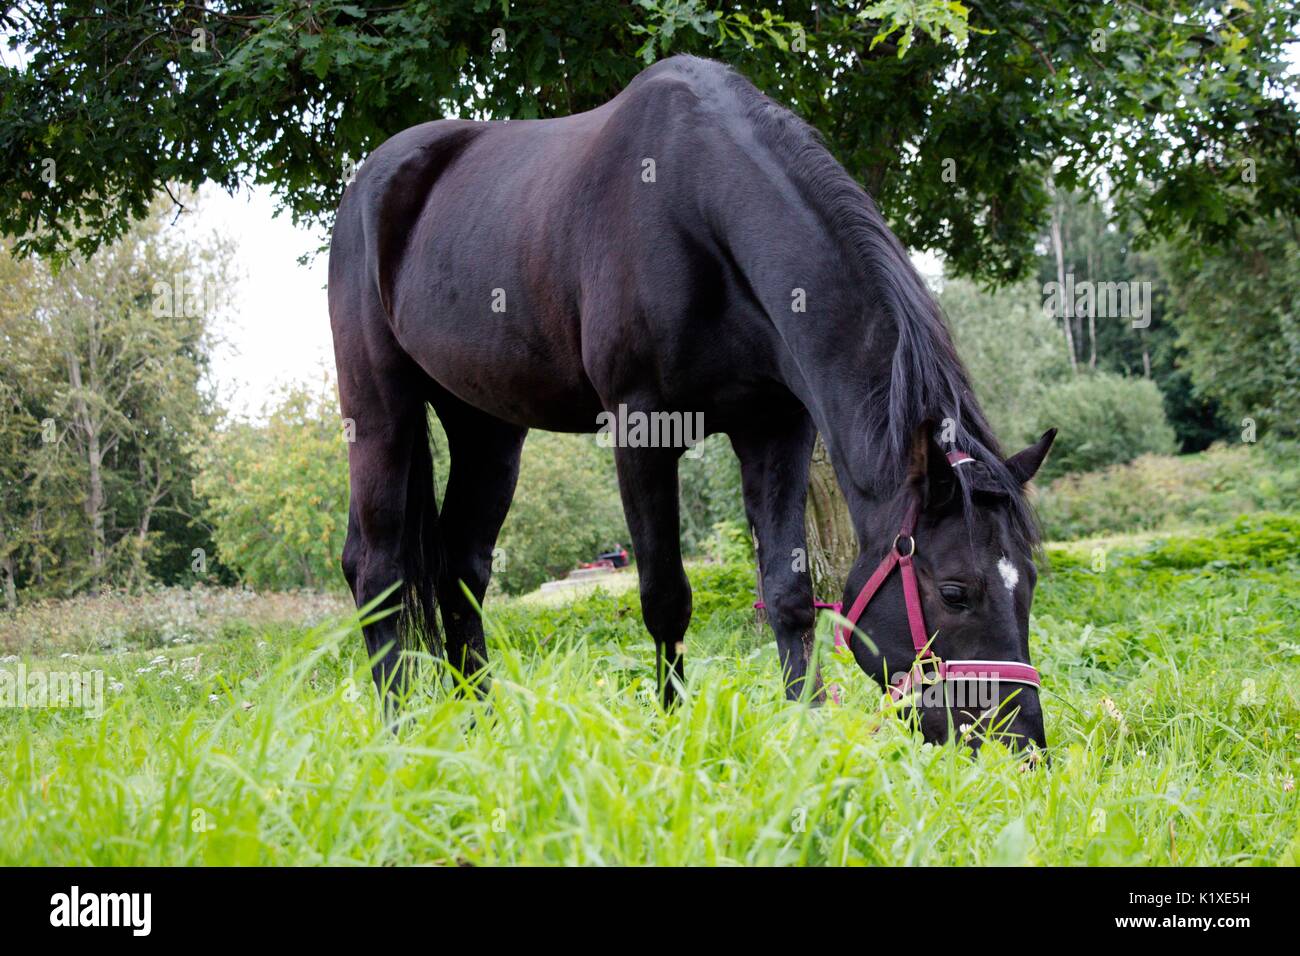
[180,183,334,420]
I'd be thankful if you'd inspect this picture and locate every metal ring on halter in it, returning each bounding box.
[891,533,916,557]
[914,655,944,686]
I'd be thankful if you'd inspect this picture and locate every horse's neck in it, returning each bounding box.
[717,187,900,499]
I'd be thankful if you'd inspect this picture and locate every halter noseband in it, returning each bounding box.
[834,450,1041,702]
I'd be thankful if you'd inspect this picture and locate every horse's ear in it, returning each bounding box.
[1005,428,1058,484]
[907,421,958,509]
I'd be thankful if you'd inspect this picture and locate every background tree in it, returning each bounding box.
[0,249,41,607]
[3,1,1296,279]
[941,274,1179,483]
[677,435,745,555]
[939,277,1070,448]
[195,380,350,591]
[1159,216,1300,441]
[1035,186,1234,451]
[0,200,226,599]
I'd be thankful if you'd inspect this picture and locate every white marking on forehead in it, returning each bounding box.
[996,555,1020,593]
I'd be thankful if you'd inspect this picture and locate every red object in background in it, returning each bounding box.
[599,547,629,568]
[577,545,629,571]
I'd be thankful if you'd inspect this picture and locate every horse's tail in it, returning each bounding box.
[398,403,443,658]
[335,123,481,661]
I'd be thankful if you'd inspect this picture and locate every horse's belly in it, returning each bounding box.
[392,306,602,432]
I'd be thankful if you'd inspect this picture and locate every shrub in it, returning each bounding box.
[195,382,350,592]
[702,520,755,566]
[1035,441,1300,541]
[494,432,628,595]
[1032,372,1176,480]
[687,561,758,620]
[1160,219,1300,439]
[1133,513,1300,571]
[941,277,1071,449]
[1042,513,1298,587]
[678,435,746,554]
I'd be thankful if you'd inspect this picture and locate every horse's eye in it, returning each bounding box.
[939,584,969,608]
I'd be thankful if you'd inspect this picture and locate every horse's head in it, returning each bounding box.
[840,426,1056,754]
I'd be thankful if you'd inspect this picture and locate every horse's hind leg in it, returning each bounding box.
[340,392,439,706]
[334,310,440,709]
[431,394,526,691]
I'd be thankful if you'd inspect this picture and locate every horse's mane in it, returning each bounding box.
[714,60,1040,550]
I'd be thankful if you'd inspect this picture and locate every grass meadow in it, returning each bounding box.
[0,514,1296,866]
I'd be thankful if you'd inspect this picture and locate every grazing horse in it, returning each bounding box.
[328,55,1056,749]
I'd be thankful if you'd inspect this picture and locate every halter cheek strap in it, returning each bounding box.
[833,451,1042,702]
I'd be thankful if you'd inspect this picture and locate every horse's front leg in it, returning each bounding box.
[612,444,691,709]
[730,413,822,703]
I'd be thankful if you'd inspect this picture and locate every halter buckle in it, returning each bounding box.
[913,655,944,686]
[891,533,916,557]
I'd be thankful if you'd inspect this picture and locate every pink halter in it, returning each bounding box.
[834,451,1041,701]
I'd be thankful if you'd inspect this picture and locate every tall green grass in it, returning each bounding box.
[0,517,1295,865]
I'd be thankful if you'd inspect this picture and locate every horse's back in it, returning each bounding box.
[329,56,774,429]
[336,54,740,305]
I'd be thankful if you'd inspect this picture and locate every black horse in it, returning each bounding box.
[328,55,1056,749]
